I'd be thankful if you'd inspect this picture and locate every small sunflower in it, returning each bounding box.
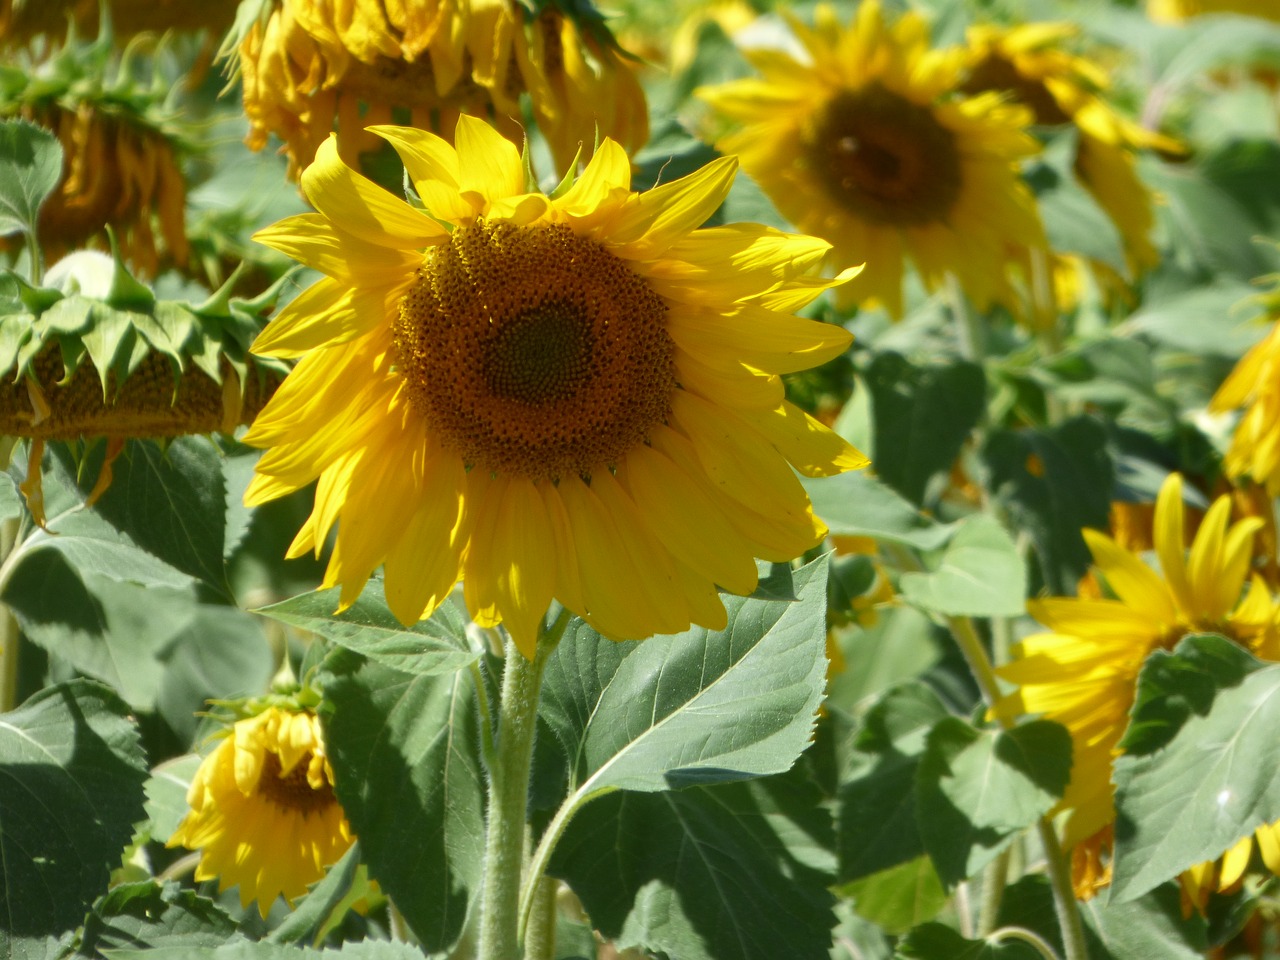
[961,22,1178,277]
[234,0,648,180]
[1212,293,1280,497]
[697,0,1045,318]
[1148,0,1280,21]
[169,705,354,916]
[996,473,1279,854]
[244,115,866,657]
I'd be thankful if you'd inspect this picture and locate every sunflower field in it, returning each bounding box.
[7,0,1280,958]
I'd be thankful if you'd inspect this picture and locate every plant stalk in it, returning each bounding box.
[523,876,559,960]
[476,612,567,960]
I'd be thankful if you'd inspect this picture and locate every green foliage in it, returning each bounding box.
[79,881,239,956]
[802,471,954,550]
[318,650,485,953]
[257,586,478,677]
[1112,634,1280,902]
[0,120,61,241]
[899,515,1027,618]
[894,924,1041,960]
[0,680,147,953]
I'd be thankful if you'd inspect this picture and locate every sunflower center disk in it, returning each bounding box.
[807,84,963,226]
[963,55,1072,127]
[257,751,336,816]
[394,221,675,481]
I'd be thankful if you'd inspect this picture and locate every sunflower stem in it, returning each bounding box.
[477,611,567,960]
[523,876,559,960]
[0,517,21,713]
[978,847,1010,937]
[946,273,985,364]
[988,925,1064,960]
[1037,818,1090,960]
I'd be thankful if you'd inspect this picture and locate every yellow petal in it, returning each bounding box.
[739,401,869,477]
[301,135,448,248]
[1153,474,1194,618]
[556,138,632,216]
[383,455,469,626]
[254,214,419,283]
[1082,529,1178,626]
[367,124,473,222]
[454,113,525,204]
[609,156,739,258]
[252,280,394,359]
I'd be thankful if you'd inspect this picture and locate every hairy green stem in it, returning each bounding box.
[477,612,567,960]
[978,848,1010,937]
[989,925,1063,960]
[523,876,559,960]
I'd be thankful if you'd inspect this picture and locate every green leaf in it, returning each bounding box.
[840,857,947,935]
[1124,279,1270,358]
[899,515,1027,618]
[318,650,485,953]
[266,843,364,947]
[861,353,985,506]
[549,774,836,960]
[801,471,954,551]
[894,923,1040,960]
[980,417,1113,595]
[837,683,949,882]
[1111,635,1280,901]
[0,120,62,239]
[1025,129,1127,274]
[539,556,829,794]
[0,680,148,950]
[80,881,239,956]
[143,754,202,845]
[257,583,476,677]
[916,718,1071,886]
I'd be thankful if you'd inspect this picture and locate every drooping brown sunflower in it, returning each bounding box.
[243,115,867,657]
[234,0,648,180]
[697,1,1045,318]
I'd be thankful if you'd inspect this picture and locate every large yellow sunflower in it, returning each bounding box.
[169,706,354,916]
[236,0,648,179]
[996,473,1279,853]
[961,23,1178,277]
[697,1,1045,318]
[244,115,866,658]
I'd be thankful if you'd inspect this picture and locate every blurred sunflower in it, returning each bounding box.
[697,0,1044,318]
[244,115,866,657]
[996,473,1279,874]
[961,22,1179,279]
[233,0,648,180]
[169,704,353,916]
[1212,289,1280,497]
[1148,0,1280,21]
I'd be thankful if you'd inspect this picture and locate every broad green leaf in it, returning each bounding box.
[0,121,61,238]
[837,683,949,882]
[830,902,893,960]
[550,774,835,960]
[980,417,1113,594]
[540,556,828,795]
[894,923,1040,960]
[826,606,946,715]
[840,857,947,935]
[801,472,954,551]
[266,844,365,946]
[1124,279,1269,358]
[899,516,1027,618]
[258,582,476,677]
[0,681,147,950]
[860,353,985,506]
[1112,635,1280,901]
[80,881,239,955]
[916,718,1071,886]
[1025,129,1126,274]
[143,754,202,845]
[318,649,485,952]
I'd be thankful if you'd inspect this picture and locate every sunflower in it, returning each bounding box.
[961,22,1178,278]
[1148,0,1280,21]
[1213,301,1280,497]
[697,1,1044,318]
[235,0,648,180]
[996,473,1279,857]
[169,705,354,916]
[243,115,866,657]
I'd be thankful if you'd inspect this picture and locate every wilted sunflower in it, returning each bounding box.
[996,473,1280,890]
[169,705,353,916]
[697,1,1045,318]
[234,0,648,180]
[244,115,866,657]
[961,22,1178,278]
